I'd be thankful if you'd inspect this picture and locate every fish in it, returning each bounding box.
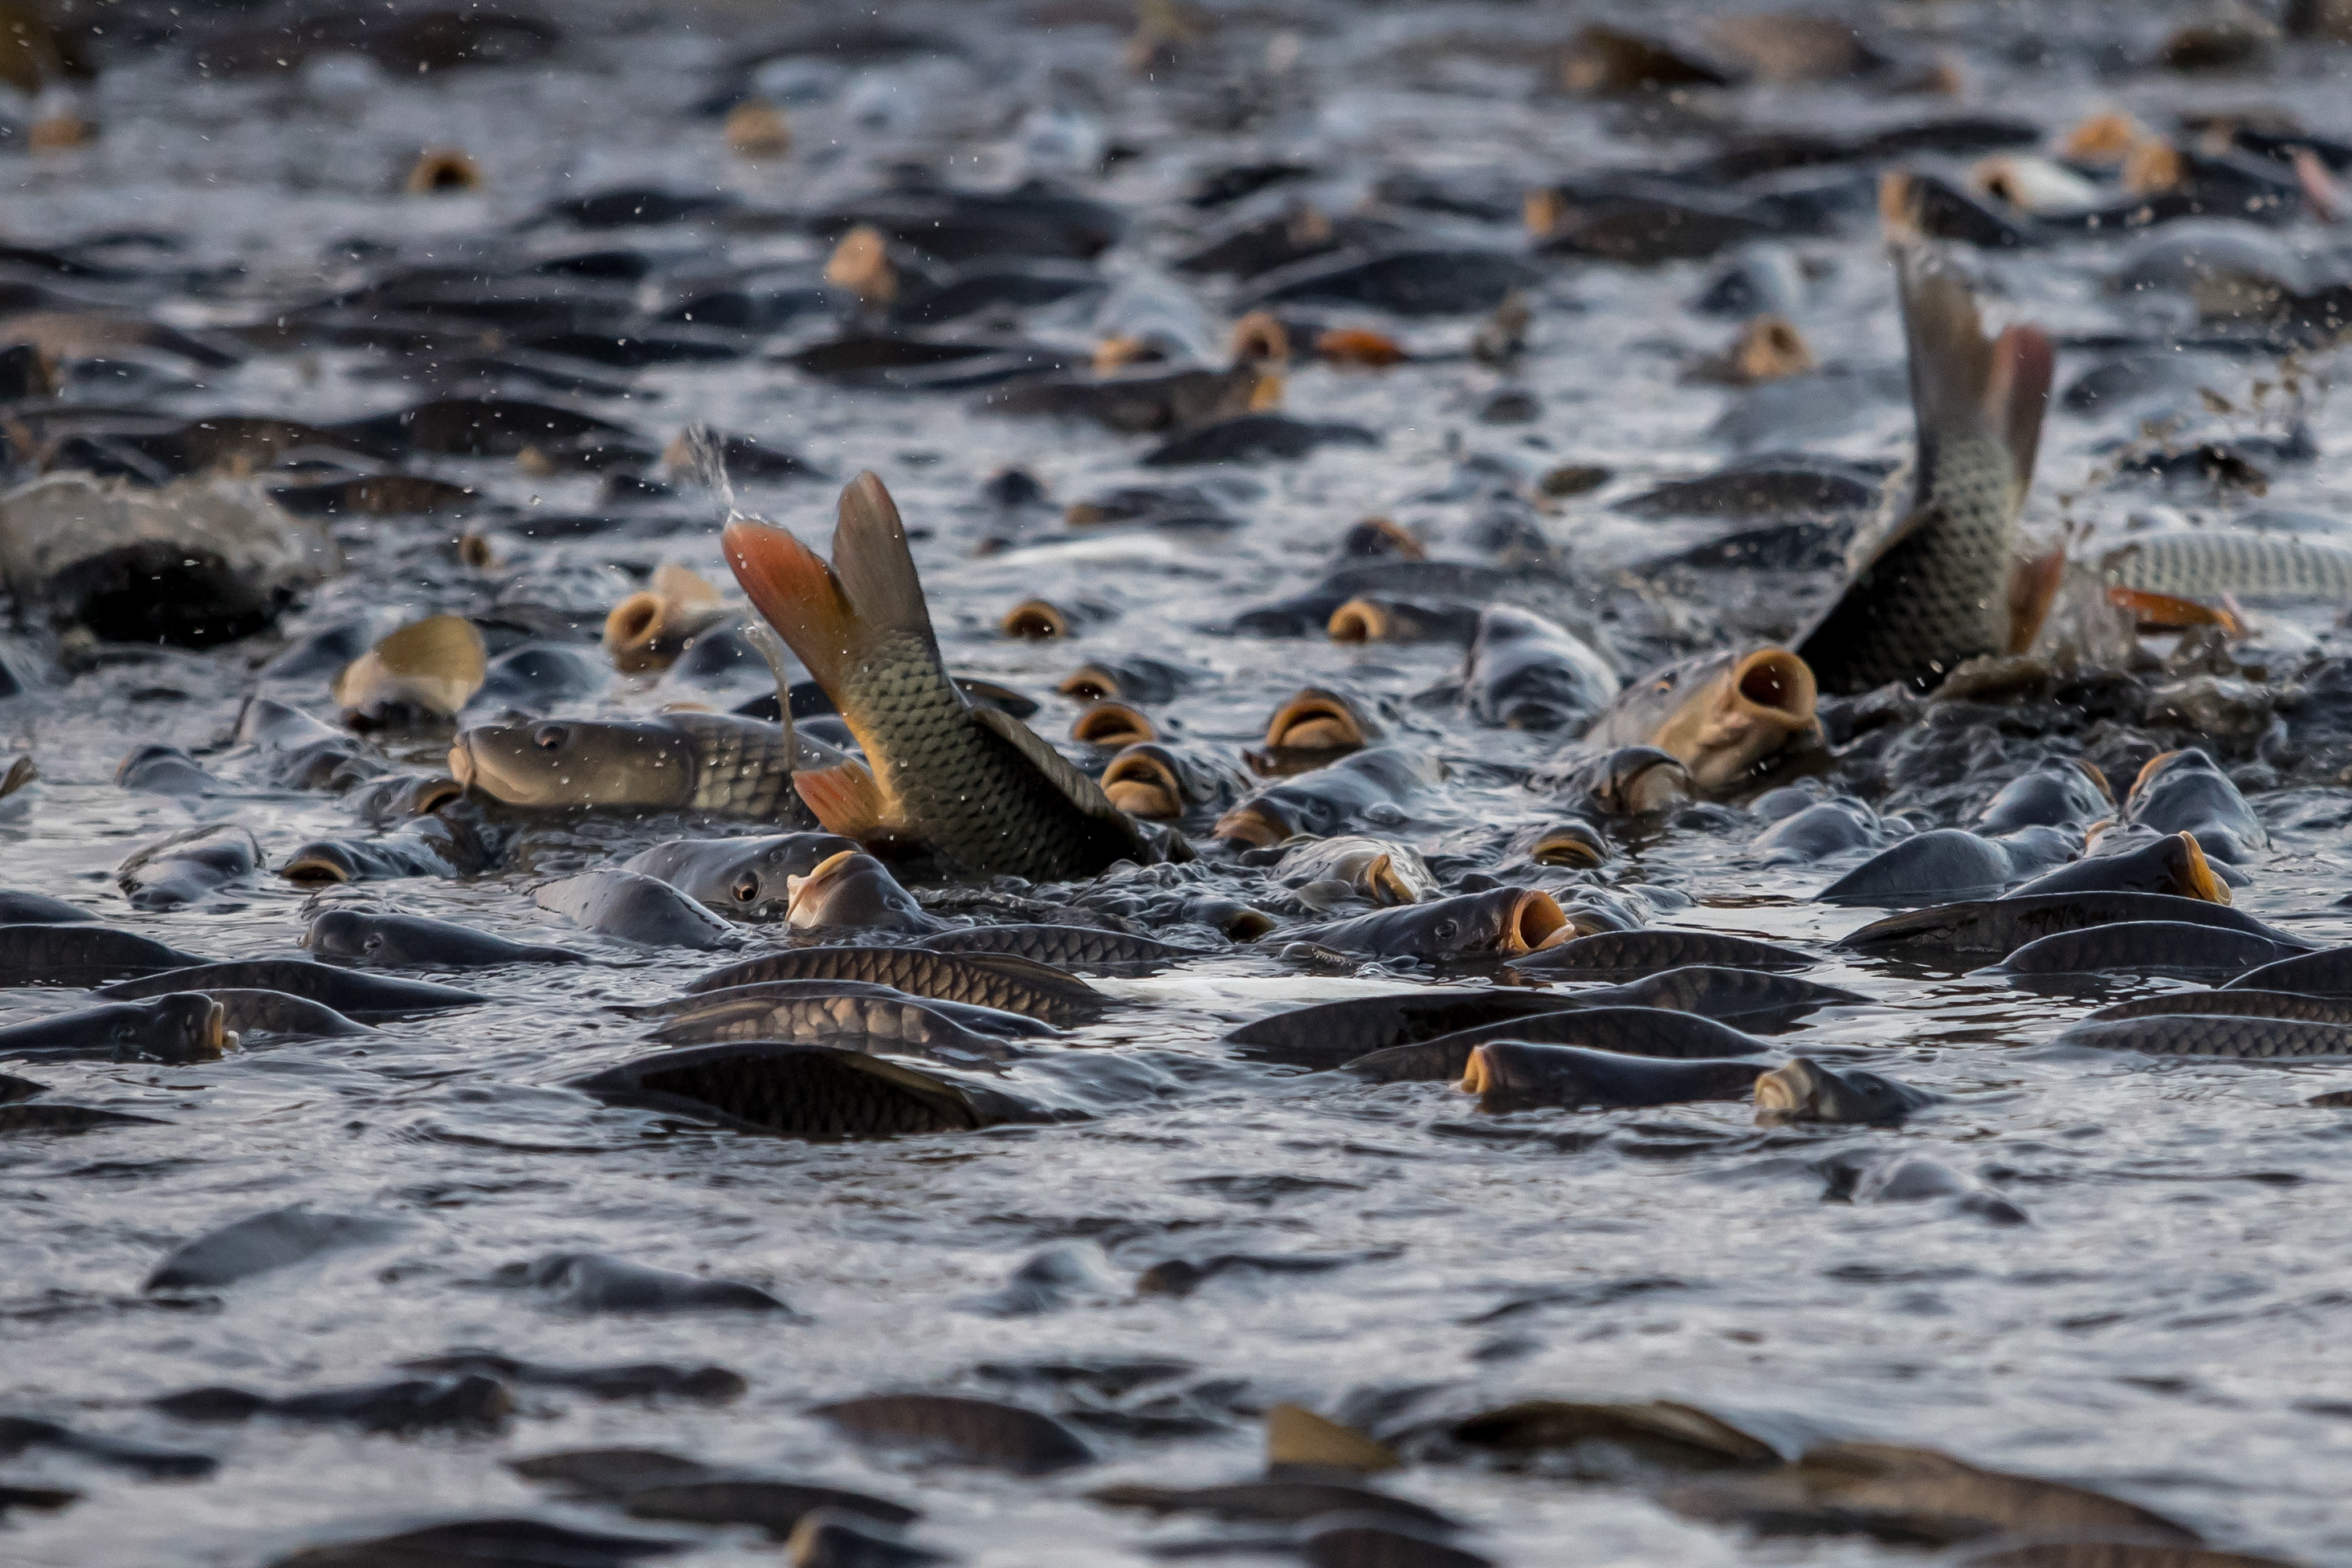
[1975,756,2114,832]
[332,613,486,728]
[1274,835,1439,906]
[638,981,1054,1041]
[451,712,830,824]
[277,820,487,886]
[204,990,376,1041]
[153,1376,509,1436]
[683,946,1104,1022]
[1066,700,1156,748]
[1435,1398,1773,1471]
[622,833,861,918]
[722,469,1164,880]
[812,1393,1094,1476]
[1294,888,1569,961]
[2054,1013,2352,1059]
[1214,747,1441,845]
[1509,929,1813,979]
[1090,1480,1457,1530]
[1325,596,1483,644]
[116,825,263,911]
[0,924,210,988]
[1252,686,1388,762]
[1753,1057,1934,1124]
[1457,605,1620,731]
[2089,988,2352,1024]
[1818,826,2077,907]
[1225,989,1608,1065]
[1751,797,1888,863]
[535,870,742,950]
[1836,892,2305,959]
[0,993,232,1063]
[1098,742,1253,822]
[602,564,732,674]
[2120,747,2267,863]
[785,851,944,934]
[1991,921,2299,979]
[499,1252,789,1313]
[2226,947,2352,996]
[407,1354,743,1404]
[2005,831,2228,903]
[96,960,485,1016]
[2,1103,165,1136]
[620,1478,916,1537]
[1342,1007,1771,1081]
[647,988,1025,1064]
[1460,1043,1768,1110]
[572,1041,1040,1138]
[1534,745,1696,815]
[1794,241,2054,694]
[920,924,1191,970]
[1578,648,1822,794]
[302,910,585,968]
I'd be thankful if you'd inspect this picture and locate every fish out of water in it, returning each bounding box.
[144,1205,403,1292]
[1795,241,2053,694]
[1579,647,1822,794]
[1754,1057,1934,1124]
[1819,1150,2028,1223]
[414,1354,742,1403]
[536,870,742,950]
[303,910,585,969]
[97,960,484,1017]
[452,711,829,824]
[0,993,231,1063]
[499,1252,789,1313]
[1976,755,2114,832]
[1817,825,2076,907]
[622,1478,917,1538]
[153,1375,510,1436]
[1534,745,1696,815]
[1225,988,1604,1065]
[1274,834,1438,907]
[332,613,485,728]
[204,989,375,1041]
[724,470,1164,879]
[787,850,944,934]
[1461,1043,1768,1110]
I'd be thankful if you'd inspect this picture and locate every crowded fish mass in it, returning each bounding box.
[2,0,2351,1562]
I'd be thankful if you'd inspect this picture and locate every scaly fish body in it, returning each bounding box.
[1796,238,2052,694]
[450,713,820,823]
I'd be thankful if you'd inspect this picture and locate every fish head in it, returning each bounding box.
[1056,662,1124,702]
[1649,647,1821,795]
[302,909,380,963]
[1412,887,1567,958]
[2158,831,2231,904]
[1529,821,1612,868]
[1001,598,1071,639]
[1588,746,1697,814]
[450,719,697,808]
[279,841,363,886]
[785,850,927,931]
[603,569,727,674]
[1325,597,1392,641]
[144,992,234,1063]
[1101,744,1188,820]
[1069,701,1155,747]
[1260,686,1380,755]
[332,613,486,730]
[1751,1057,1824,1120]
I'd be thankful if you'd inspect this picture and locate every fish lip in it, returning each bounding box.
[2176,832,2230,905]
[1507,890,1570,955]
[1055,664,1120,702]
[279,852,352,887]
[1623,758,1695,813]
[1070,702,1155,747]
[1211,804,1286,849]
[1326,597,1388,642]
[201,999,230,1057]
[1001,599,1069,640]
[1728,647,1819,730]
[1263,688,1370,751]
[786,849,862,928]
[446,735,475,788]
[1752,1061,1807,1114]
[1459,1044,1495,1096]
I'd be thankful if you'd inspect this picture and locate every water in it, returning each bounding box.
[4,2,2352,1564]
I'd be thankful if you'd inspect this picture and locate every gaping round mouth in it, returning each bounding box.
[1211,804,1286,848]
[1731,648,1818,727]
[279,850,352,887]
[202,999,235,1057]
[1751,1061,1808,1115]
[786,849,859,927]
[605,591,663,653]
[1326,599,1389,643]
[1001,599,1070,640]
[1502,890,1569,955]
[1531,824,1607,868]
[1056,665,1120,702]
[1364,853,1414,906]
[1459,1043,1498,1097]
[1103,753,1183,820]
[446,739,475,788]
[1265,690,1365,751]
[1070,702,1155,747]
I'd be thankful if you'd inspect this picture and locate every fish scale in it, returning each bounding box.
[672,714,801,818]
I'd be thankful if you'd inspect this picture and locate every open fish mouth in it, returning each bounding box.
[1730,648,1818,729]
[200,999,236,1058]
[1262,690,1370,751]
[1326,598,1389,642]
[1504,889,1571,955]
[1069,702,1156,747]
[1751,1061,1812,1116]
[1102,751,1184,819]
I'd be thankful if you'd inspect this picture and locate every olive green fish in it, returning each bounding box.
[450,711,828,823]
[722,468,1164,880]
[1796,243,2053,694]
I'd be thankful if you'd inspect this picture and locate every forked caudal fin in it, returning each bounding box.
[723,470,944,699]
[1890,241,2052,504]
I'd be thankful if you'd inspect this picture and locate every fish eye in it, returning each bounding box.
[732,874,760,904]
[1434,920,1459,940]
[533,724,569,750]
[364,934,383,952]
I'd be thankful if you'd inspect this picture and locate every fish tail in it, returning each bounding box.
[828,471,944,657]
[1891,244,2051,499]
[723,515,859,694]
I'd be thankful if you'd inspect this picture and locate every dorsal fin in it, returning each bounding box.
[830,471,942,660]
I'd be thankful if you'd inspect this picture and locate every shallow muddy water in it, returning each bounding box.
[4,2,2352,1565]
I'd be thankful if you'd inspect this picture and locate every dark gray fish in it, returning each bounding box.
[1141,413,1380,466]
[684,946,1103,1022]
[920,924,1190,971]
[1753,1057,1934,1124]
[785,851,944,935]
[647,988,1023,1065]
[152,1375,510,1435]
[277,824,482,886]
[1816,829,2018,906]
[206,989,375,1040]
[622,832,860,918]
[1343,1007,1770,1081]
[2227,947,2352,996]
[1296,888,1570,961]
[1510,929,1812,979]
[116,743,219,795]
[2091,988,2352,1024]
[811,1393,1094,1475]
[0,1417,216,1479]
[2004,831,2229,905]
[1458,605,1620,731]
[1533,745,1695,816]
[1993,921,2297,978]
[1,1103,165,1134]
[622,1480,917,1538]
[1461,1042,1768,1110]
[259,1518,682,1568]
[116,825,263,911]
[980,362,1263,434]
[2122,747,2267,863]
[634,981,1053,1040]
[1975,756,2113,832]
[0,993,230,1064]
[498,1252,789,1313]
[572,1041,1040,1138]
[145,1206,402,1292]
[1836,892,2302,959]
[1751,797,1885,864]
[1794,243,2053,694]
[508,1448,715,1496]
[0,924,209,987]
[1223,989,1605,1063]
[1571,965,1866,1024]
[1214,747,1441,846]
[98,960,485,1017]
[1435,1398,1773,1470]
[536,870,741,950]
[1090,1480,1457,1530]
[302,910,585,968]
[2055,1014,2352,1060]
[1818,1151,2028,1223]
[1241,246,1541,315]
[0,1070,43,1102]
[401,1352,743,1404]
[1099,741,1253,822]
[0,890,92,924]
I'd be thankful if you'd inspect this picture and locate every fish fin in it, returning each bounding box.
[1989,322,2053,494]
[971,707,1156,856]
[373,613,486,683]
[2105,584,2244,637]
[2005,545,2067,654]
[652,561,723,606]
[1891,245,1995,506]
[829,471,942,657]
[724,515,857,693]
[791,759,899,841]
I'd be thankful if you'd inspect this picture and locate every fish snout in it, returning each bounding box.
[1725,648,1819,731]
[1070,702,1155,747]
[446,736,475,788]
[1103,749,1184,821]
[1326,598,1389,642]
[1502,889,1570,955]
[1752,1059,1816,1118]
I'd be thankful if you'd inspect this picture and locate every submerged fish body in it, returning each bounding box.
[1754,1057,1933,1124]
[0,993,231,1064]
[451,712,826,824]
[1461,1042,1767,1110]
[724,472,1162,880]
[1796,245,2053,694]
[1459,605,1620,731]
